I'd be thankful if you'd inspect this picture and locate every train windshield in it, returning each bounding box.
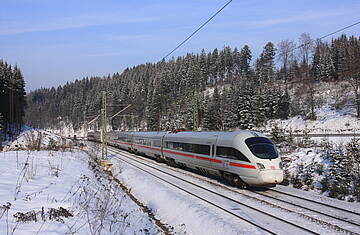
[245,137,278,159]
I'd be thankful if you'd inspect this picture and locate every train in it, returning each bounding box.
[88,130,284,187]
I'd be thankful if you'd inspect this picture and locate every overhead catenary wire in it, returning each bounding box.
[280,20,360,57]
[162,0,233,60]
[317,20,360,41]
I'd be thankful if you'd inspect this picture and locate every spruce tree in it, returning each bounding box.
[277,89,291,119]
[203,87,222,130]
[346,138,360,201]
[222,86,237,130]
[239,45,252,78]
[255,42,276,84]
[328,147,352,199]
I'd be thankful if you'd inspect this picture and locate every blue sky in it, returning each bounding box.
[1,0,359,91]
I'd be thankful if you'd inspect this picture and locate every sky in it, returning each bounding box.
[0,0,359,92]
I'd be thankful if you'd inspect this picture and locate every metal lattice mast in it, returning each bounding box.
[101,91,108,160]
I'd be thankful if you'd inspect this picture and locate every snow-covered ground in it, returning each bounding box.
[265,105,359,135]
[3,129,74,151]
[0,149,161,234]
[106,146,360,234]
[1,127,359,234]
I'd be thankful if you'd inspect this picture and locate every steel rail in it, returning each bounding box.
[107,146,319,235]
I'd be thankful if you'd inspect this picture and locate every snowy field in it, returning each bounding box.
[0,150,161,235]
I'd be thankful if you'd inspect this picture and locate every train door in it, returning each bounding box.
[210,135,219,169]
[160,133,166,160]
[212,135,230,172]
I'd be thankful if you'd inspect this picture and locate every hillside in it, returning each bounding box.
[24,34,360,134]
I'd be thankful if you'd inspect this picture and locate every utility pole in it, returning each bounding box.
[101,91,108,160]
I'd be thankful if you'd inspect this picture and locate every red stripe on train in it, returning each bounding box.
[229,162,256,169]
[112,141,254,169]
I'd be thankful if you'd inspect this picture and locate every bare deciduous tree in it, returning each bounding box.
[298,33,314,66]
[277,40,297,82]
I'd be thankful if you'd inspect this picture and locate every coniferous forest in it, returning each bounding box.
[24,34,360,132]
[0,60,27,140]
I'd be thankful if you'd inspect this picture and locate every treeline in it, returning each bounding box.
[25,34,360,131]
[0,60,27,139]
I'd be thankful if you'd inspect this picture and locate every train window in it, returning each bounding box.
[189,143,210,155]
[135,138,144,144]
[153,140,161,147]
[216,146,250,162]
[165,141,210,155]
[245,137,273,145]
[245,137,278,159]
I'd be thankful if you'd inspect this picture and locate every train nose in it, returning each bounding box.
[260,170,284,184]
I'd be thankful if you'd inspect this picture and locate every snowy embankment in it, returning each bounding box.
[0,130,161,235]
[265,106,360,136]
[4,129,73,151]
[281,140,360,202]
[259,102,360,202]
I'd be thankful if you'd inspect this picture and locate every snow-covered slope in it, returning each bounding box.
[265,105,359,135]
[0,136,162,235]
[3,129,73,151]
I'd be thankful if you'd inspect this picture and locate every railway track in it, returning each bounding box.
[101,144,360,234]
[254,188,360,225]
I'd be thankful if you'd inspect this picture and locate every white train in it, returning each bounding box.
[88,130,284,187]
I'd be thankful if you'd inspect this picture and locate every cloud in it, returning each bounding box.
[107,34,152,41]
[0,14,156,35]
[81,52,128,57]
[215,9,347,28]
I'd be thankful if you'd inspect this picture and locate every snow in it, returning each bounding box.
[2,96,360,234]
[107,147,359,234]
[282,145,360,202]
[0,149,160,234]
[3,129,73,151]
[265,105,359,135]
[109,152,268,234]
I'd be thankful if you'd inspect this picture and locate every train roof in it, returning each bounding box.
[112,130,266,142]
[165,130,264,142]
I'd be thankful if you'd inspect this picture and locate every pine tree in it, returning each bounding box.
[277,89,291,119]
[237,85,256,129]
[222,86,237,130]
[346,138,360,201]
[203,87,222,130]
[239,45,252,79]
[312,40,335,81]
[255,42,276,84]
[327,148,352,199]
[199,49,209,89]
[209,48,219,84]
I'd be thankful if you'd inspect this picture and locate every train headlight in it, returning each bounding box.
[279,162,283,170]
[256,163,265,170]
